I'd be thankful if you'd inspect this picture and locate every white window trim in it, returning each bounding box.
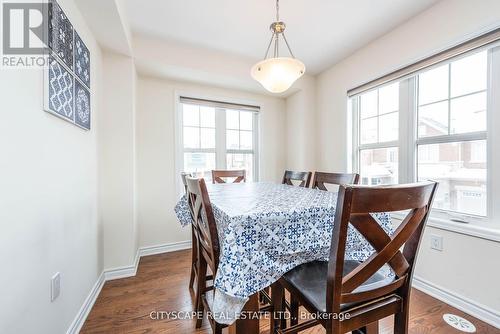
[352,90,400,186]
[174,90,260,196]
[350,46,500,239]
[353,84,400,186]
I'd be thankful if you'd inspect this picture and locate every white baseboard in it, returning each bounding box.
[103,252,140,281]
[67,240,191,334]
[139,240,192,257]
[412,275,500,329]
[66,272,105,334]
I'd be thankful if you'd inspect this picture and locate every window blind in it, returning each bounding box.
[179,96,260,113]
[347,27,500,97]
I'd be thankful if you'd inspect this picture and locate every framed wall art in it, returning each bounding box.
[44,0,91,130]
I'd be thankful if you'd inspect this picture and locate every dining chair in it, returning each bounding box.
[272,181,438,334]
[186,176,274,333]
[182,172,206,293]
[212,169,246,184]
[186,176,225,333]
[282,170,312,187]
[285,171,362,327]
[311,171,360,190]
[183,172,215,321]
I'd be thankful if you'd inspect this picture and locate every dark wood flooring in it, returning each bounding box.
[81,250,499,334]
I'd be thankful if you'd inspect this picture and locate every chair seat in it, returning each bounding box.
[282,260,395,312]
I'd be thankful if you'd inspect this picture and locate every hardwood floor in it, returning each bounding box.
[81,250,498,334]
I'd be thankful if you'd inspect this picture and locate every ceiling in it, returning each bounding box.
[122,0,440,75]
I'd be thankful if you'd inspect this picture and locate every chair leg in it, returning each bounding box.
[325,319,342,334]
[189,263,196,289]
[271,282,285,333]
[260,287,270,304]
[352,330,366,334]
[395,287,411,334]
[290,294,299,327]
[214,323,224,334]
[189,228,197,289]
[353,321,379,334]
[195,256,207,328]
[394,310,409,334]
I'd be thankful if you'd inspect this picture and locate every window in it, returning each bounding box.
[350,46,500,226]
[355,82,399,185]
[178,98,259,182]
[182,104,216,179]
[416,51,487,217]
[226,109,256,181]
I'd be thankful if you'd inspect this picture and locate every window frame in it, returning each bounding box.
[222,108,260,182]
[352,83,400,186]
[351,46,500,234]
[174,91,260,195]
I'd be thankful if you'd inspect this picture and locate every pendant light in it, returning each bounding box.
[251,0,305,93]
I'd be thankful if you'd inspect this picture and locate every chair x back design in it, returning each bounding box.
[212,169,246,184]
[282,170,312,188]
[185,177,225,333]
[272,181,438,334]
[311,172,360,190]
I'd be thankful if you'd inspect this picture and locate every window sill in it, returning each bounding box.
[391,212,500,243]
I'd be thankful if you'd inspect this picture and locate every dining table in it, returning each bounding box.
[174,181,393,334]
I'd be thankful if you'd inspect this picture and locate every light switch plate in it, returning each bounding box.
[430,234,443,251]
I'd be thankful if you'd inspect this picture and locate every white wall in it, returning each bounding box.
[313,0,500,319]
[100,50,138,270]
[0,0,103,332]
[136,75,286,248]
[284,75,317,171]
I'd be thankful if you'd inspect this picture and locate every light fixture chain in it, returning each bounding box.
[264,33,275,59]
[275,30,279,57]
[282,32,295,58]
[276,0,279,21]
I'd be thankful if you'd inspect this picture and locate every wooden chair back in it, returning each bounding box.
[282,170,312,187]
[180,172,191,194]
[186,177,220,275]
[326,181,438,314]
[212,169,246,184]
[311,172,360,190]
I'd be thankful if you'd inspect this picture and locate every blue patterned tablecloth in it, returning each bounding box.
[174,182,393,324]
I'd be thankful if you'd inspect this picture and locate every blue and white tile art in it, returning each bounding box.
[48,54,74,120]
[48,0,73,70]
[44,0,91,130]
[74,80,91,130]
[74,32,90,88]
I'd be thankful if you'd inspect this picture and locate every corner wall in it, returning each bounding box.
[284,75,317,171]
[99,50,138,270]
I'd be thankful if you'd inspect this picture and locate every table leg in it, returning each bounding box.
[365,321,379,334]
[228,293,260,334]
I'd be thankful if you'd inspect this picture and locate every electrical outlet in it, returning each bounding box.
[430,234,443,251]
[51,272,61,302]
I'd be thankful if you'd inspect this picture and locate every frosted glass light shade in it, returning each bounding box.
[251,57,305,93]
